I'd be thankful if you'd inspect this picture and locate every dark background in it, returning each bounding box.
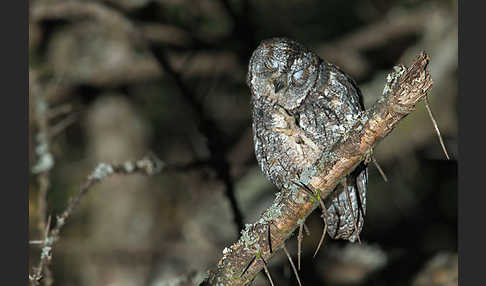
[29,0,457,285]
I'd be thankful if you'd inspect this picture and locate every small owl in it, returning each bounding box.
[247,37,367,242]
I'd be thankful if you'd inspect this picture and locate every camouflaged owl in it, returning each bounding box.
[247,37,368,242]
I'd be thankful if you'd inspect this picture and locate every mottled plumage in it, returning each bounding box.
[247,37,367,242]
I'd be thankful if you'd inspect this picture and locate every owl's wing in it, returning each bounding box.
[295,61,365,151]
[325,162,367,242]
[252,100,321,190]
[327,63,365,111]
[315,64,368,242]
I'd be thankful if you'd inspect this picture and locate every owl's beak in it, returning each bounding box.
[274,80,285,93]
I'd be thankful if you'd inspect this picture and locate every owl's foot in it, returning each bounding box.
[291,181,330,258]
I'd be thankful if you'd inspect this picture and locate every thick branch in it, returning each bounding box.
[202,52,433,285]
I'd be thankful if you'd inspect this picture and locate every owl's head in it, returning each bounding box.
[247,37,320,110]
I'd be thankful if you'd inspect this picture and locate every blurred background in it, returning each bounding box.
[29,0,457,285]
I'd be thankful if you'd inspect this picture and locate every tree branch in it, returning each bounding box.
[202,52,433,285]
[29,154,163,286]
[148,46,245,234]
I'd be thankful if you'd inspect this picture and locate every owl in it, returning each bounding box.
[247,37,368,242]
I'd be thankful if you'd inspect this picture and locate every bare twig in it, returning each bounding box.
[29,240,45,245]
[31,82,52,228]
[30,216,53,286]
[30,71,55,286]
[424,97,450,160]
[313,199,329,258]
[372,157,389,182]
[313,218,328,259]
[47,104,73,119]
[260,257,275,286]
[240,256,256,278]
[48,114,77,138]
[303,223,311,236]
[29,154,163,285]
[282,245,303,286]
[202,52,433,285]
[297,223,304,271]
[33,1,247,235]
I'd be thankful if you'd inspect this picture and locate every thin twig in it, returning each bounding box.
[297,223,304,271]
[240,256,256,278]
[303,223,311,236]
[29,240,45,245]
[49,114,77,138]
[32,92,52,231]
[47,104,72,119]
[29,154,164,285]
[260,257,275,286]
[30,216,53,286]
[424,97,450,160]
[314,199,329,258]
[30,71,55,286]
[283,245,303,286]
[372,156,388,182]
[313,219,328,259]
